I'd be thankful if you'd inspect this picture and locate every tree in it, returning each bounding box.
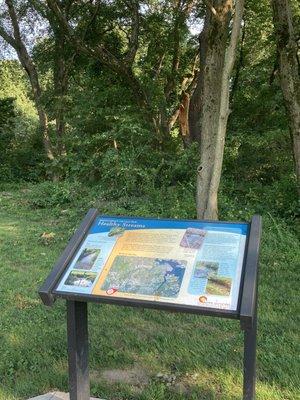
[271,0,300,195]
[0,0,55,161]
[45,0,199,142]
[0,0,74,172]
[30,0,75,157]
[189,0,245,219]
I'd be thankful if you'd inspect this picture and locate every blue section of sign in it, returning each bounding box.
[56,214,249,310]
[89,215,249,236]
[188,276,207,295]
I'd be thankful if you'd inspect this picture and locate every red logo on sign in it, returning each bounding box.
[106,288,118,295]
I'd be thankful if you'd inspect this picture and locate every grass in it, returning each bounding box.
[0,182,299,400]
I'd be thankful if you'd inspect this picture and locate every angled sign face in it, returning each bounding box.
[53,215,249,314]
[39,210,261,400]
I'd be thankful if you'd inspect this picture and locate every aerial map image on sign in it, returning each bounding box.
[55,216,249,311]
[101,256,186,298]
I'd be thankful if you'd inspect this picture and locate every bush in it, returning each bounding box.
[24,181,92,209]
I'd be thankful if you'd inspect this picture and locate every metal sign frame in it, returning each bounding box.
[39,209,262,400]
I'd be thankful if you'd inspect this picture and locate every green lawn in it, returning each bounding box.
[0,184,299,400]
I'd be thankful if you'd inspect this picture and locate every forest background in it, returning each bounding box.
[0,1,299,400]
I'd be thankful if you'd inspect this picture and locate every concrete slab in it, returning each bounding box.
[27,392,102,400]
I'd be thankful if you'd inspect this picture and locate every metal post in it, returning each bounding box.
[240,215,261,400]
[67,301,90,400]
[243,308,257,400]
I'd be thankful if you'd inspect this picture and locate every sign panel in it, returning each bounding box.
[55,216,249,311]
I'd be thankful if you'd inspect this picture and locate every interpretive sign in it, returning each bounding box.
[39,209,262,400]
[55,216,248,312]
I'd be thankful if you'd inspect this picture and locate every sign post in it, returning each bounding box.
[67,300,89,400]
[39,209,261,400]
[243,311,257,400]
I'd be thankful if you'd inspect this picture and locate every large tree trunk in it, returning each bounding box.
[18,47,55,161]
[1,0,55,162]
[189,0,244,219]
[271,0,300,194]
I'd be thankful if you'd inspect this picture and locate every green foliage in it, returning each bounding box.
[0,97,15,131]
[0,61,43,181]
[0,0,298,221]
[0,97,16,180]
[24,181,92,209]
[0,61,36,120]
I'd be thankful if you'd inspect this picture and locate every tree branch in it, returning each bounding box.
[0,24,17,49]
[46,0,122,71]
[5,0,22,44]
[124,0,140,65]
[165,0,195,100]
[81,0,101,41]
[203,0,218,17]
[224,0,245,77]
[230,11,246,100]
[153,52,165,81]
[47,0,154,125]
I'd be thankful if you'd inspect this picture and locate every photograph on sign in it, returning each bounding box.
[55,216,248,311]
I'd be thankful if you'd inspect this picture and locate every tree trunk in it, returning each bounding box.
[271,0,300,195]
[189,0,244,220]
[18,48,55,161]
[53,24,68,157]
[1,0,55,162]
[178,92,191,146]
